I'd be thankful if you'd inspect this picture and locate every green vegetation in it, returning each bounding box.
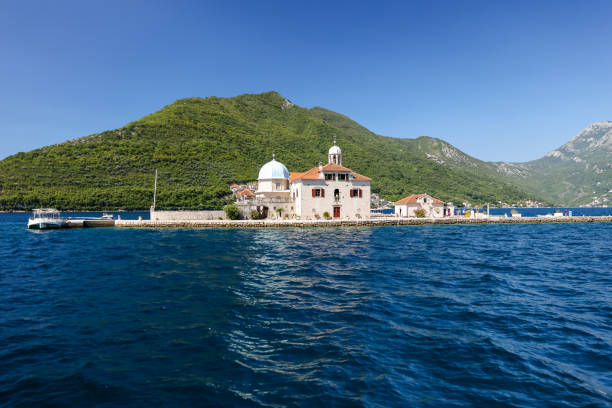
[0,91,547,210]
[223,204,240,220]
[414,209,426,218]
[491,123,612,206]
[323,211,330,219]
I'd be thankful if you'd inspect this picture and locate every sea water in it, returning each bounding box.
[0,214,610,407]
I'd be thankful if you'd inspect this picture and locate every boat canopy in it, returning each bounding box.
[31,208,61,218]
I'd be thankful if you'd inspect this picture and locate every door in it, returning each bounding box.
[333,207,340,218]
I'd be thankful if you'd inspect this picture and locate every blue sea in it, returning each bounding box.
[1,213,611,407]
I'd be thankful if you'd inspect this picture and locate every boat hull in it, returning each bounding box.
[27,221,65,230]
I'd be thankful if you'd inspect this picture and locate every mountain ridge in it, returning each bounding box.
[488,121,612,206]
[0,91,604,210]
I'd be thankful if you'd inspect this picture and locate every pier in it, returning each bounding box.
[65,219,116,228]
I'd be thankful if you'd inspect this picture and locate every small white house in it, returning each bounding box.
[394,193,453,217]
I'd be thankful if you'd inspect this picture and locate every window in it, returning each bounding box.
[338,173,347,181]
[311,188,325,197]
[325,173,335,180]
[350,189,362,198]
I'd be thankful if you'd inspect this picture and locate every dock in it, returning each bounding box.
[65,219,116,228]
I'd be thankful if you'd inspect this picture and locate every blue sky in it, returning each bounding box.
[1,0,611,161]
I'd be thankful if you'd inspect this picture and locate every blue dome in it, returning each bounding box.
[258,159,290,180]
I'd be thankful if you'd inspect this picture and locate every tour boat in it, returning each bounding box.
[27,208,66,229]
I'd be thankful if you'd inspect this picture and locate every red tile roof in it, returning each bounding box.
[289,172,305,182]
[350,172,372,181]
[322,163,351,172]
[290,164,372,182]
[237,189,255,197]
[395,194,444,205]
[290,167,320,181]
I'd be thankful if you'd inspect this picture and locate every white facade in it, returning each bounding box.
[394,194,453,218]
[237,143,371,220]
[292,174,370,220]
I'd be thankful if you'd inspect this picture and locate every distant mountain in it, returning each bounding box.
[0,91,543,210]
[491,121,612,206]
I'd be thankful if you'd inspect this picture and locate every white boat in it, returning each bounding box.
[27,208,66,229]
[101,213,114,220]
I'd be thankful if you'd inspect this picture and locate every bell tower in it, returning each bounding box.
[328,138,342,166]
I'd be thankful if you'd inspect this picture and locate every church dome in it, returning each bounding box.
[258,159,290,180]
[329,145,342,155]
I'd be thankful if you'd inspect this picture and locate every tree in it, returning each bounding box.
[223,204,240,220]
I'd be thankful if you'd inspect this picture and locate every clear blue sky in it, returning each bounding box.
[1,0,611,161]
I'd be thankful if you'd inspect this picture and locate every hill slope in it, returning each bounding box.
[0,91,545,210]
[491,121,612,206]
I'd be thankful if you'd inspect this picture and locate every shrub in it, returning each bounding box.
[223,204,240,220]
[414,209,426,218]
[323,211,330,219]
[250,209,262,220]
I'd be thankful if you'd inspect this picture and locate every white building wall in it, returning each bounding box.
[257,178,289,193]
[295,180,370,220]
[394,202,446,217]
[292,182,303,217]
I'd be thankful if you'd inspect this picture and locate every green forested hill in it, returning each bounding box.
[0,91,545,210]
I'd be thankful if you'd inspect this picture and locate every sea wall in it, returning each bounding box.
[150,210,226,221]
[116,215,612,228]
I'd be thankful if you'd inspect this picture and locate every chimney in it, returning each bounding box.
[318,161,323,171]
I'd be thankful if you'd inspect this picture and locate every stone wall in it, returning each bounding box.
[116,215,612,229]
[150,210,226,221]
[235,200,295,220]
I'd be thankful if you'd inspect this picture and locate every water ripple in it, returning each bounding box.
[0,220,610,406]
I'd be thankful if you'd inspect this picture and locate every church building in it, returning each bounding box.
[236,142,371,220]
